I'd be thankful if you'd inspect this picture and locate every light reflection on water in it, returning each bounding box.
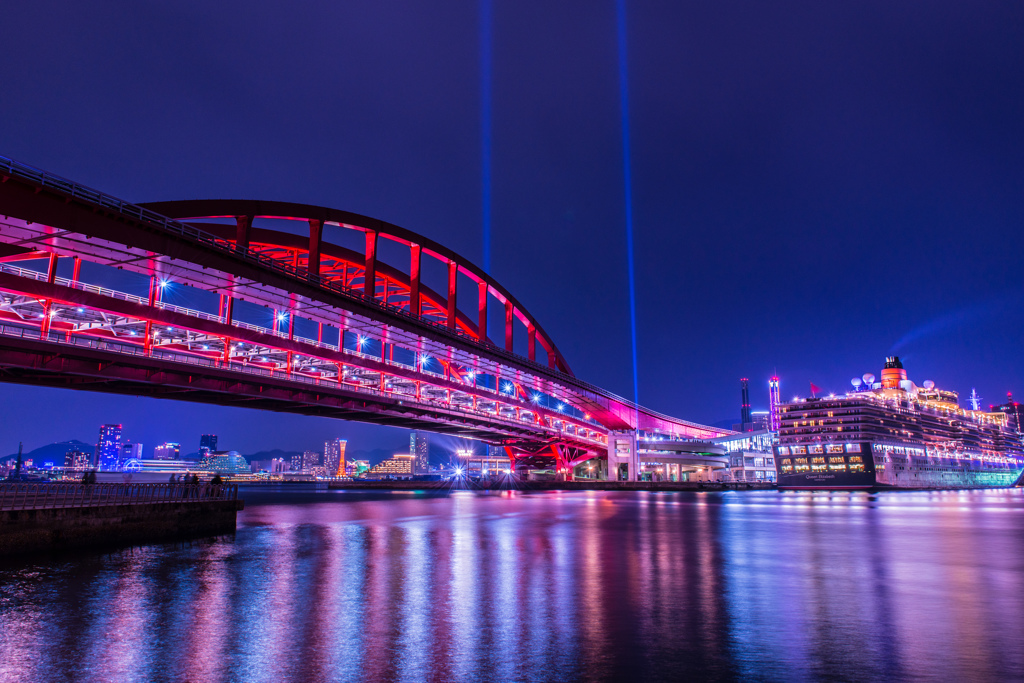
[1,488,1023,682]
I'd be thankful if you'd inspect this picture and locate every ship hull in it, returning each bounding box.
[776,442,1024,490]
[777,470,878,490]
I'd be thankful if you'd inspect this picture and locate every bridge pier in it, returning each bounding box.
[607,431,639,481]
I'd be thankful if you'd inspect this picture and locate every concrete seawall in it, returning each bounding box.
[0,499,243,556]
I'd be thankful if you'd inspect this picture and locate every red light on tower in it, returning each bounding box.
[769,376,781,431]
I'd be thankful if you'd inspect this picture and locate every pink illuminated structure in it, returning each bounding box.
[0,155,729,477]
[769,376,781,431]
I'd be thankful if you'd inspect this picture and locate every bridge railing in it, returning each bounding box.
[0,482,238,511]
[0,321,606,445]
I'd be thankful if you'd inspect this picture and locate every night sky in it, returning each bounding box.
[1,1,1023,456]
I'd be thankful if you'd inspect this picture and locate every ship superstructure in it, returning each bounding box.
[774,357,1024,489]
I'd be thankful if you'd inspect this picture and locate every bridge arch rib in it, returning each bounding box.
[140,200,573,376]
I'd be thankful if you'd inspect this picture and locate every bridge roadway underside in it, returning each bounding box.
[0,331,549,443]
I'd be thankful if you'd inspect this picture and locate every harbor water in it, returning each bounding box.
[1,486,1022,682]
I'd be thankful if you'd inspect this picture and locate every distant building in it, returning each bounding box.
[197,450,250,475]
[366,454,414,479]
[64,449,90,470]
[410,432,429,474]
[324,438,347,477]
[740,378,752,426]
[154,442,181,460]
[199,434,218,457]
[95,424,122,471]
[992,393,1023,432]
[127,460,195,474]
[711,430,778,483]
[250,458,292,474]
[290,453,304,472]
[302,451,322,473]
[119,442,144,469]
[750,411,770,432]
[350,460,370,476]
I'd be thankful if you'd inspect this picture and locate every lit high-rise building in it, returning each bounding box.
[199,434,218,456]
[324,438,347,477]
[410,432,429,474]
[301,451,322,474]
[64,449,90,470]
[95,424,122,471]
[740,378,752,429]
[154,442,181,460]
[119,442,144,469]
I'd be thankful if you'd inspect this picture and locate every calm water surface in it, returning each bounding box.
[2,487,1023,682]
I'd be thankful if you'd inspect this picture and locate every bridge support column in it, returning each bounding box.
[307,219,323,276]
[607,431,639,481]
[235,215,253,250]
[446,259,457,329]
[39,253,58,337]
[69,257,81,338]
[364,231,378,299]
[409,244,421,316]
[143,275,158,355]
[505,301,514,351]
[527,324,536,362]
[477,281,488,342]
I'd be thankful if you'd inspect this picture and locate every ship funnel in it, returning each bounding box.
[882,356,908,389]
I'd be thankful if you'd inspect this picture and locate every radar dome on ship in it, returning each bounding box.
[923,380,935,389]
[852,378,863,388]
[863,373,876,385]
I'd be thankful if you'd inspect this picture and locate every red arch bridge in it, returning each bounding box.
[0,155,730,478]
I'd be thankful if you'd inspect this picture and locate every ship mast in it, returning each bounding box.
[968,388,982,411]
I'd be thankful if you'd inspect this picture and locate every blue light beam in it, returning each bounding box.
[480,0,493,274]
[617,0,641,418]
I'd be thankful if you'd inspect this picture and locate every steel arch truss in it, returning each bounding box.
[0,154,729,451]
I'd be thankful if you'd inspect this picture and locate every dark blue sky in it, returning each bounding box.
[1,1,1023,455]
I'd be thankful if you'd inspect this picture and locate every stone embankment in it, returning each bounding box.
[0,482,243,556]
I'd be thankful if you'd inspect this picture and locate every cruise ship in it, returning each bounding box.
[774,357,1024,489]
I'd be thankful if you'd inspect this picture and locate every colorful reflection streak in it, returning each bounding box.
[1,488,1023,682]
